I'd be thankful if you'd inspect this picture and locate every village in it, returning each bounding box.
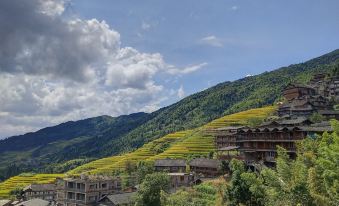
[0,72,338,206]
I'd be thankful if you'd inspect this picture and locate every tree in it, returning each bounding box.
[135,172,170,206]
[136,161,154,184]
[10,187,23,200]
[307,120,339,205]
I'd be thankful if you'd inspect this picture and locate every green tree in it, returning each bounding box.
[136,161,154,184]
[10,187,23,200]
[307,120,339,205]
[135,172,170,206]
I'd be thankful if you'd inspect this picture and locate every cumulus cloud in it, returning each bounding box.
[177,85,185,99]
[199,35,224,47]
[0,0,205,138]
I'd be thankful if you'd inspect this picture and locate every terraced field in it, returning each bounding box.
[0,105,276,198]
[0,174,63,199]
[68,131,190,175]
[204,106,276,129]
[68,105,276,175]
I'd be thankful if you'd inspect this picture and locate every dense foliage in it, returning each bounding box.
[135,172,170,206]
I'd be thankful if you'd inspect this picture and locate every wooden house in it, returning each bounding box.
[23,183,56,201]
[97,192,136,206]
[154,159,186,173]
[189,158,220,177]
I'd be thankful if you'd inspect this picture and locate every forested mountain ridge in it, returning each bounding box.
[0,112,152,180]
[98,49,339,156]
[0,49,338,181]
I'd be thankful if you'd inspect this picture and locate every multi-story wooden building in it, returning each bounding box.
[23,183,56,201]
[214,126,246,149]
[215,118,332,166]
[154,159,186,173]
[189,158,220,177]
[282,84,316,101]
[56,175,122,206]
[278,88,332,118]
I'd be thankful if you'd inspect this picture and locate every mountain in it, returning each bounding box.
[98,49,339,156]
[0,106,276,198]
[0,112,151,180]
[0,49,338,180]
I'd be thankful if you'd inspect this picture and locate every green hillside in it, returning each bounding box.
[0,49,338,183]
[0,106,275,198]
[99,49,339,158]
[0,112,151,180]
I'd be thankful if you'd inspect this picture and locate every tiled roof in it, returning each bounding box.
[189,158,220,168]
[105,192,137,205]
[154,159,186,167]
[23,184,55,192]
[16,199,51,206]
[0,200,11,206]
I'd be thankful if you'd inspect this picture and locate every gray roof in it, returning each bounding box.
[259,117,313,127]
[300,126,333,132]
[319,110,339,115]
[0,200,11,206]
[23,184,55,192]
[189,158,220,168]
[277,117,312,125]
[105,192,137,205]
[214,126,246,131]
[218,146,239,151]
[154,159,186,167]
[16,199,51,206]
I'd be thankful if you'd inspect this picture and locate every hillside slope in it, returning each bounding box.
[0,112,151,180]
[99,49,339,156]
[0,49,338,181]
[0,106,276,198]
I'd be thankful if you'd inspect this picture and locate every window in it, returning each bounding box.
[76,193,85,201]
[67,192,75,200]
[89,196,97,201]
[67,182,75,189]
[89,184,97,189]
[76,183,85,190]
[180,176,184,182]
[102,183,107,188]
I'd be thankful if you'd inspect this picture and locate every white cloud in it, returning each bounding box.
[231,6,239,11]
[167,62,208,75]
[199,35,224,47]
[177,85,185,99]
[0,0,204,138]
[141,21,151,30]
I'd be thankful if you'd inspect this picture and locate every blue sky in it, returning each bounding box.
[0,0,338,138]
[72,0,339,97]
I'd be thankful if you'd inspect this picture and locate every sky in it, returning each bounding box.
[0,0,338,138]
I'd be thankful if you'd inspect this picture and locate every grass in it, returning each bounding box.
[0,105,276,198]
